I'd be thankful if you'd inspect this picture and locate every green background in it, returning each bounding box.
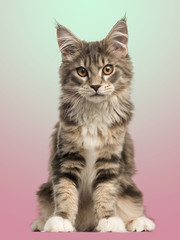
[0,0,180,130]
[1,0,179,127]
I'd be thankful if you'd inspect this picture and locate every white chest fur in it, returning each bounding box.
[80,125,103,194]
[80,149,97,194]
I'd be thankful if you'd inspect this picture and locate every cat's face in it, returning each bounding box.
[57,20,133,103]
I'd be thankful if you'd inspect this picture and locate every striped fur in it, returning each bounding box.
[31,19,155,232]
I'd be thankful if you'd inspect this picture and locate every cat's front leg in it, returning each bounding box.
[93,155,127,232]
[43,152,85,232]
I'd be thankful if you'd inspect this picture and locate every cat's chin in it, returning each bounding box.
[86,95,107,103]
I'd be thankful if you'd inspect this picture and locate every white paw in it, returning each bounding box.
[96,217,127,232]
[127,216,155,232]
[43,216,74,232]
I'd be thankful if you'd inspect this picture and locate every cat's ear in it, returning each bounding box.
[56,24,81,59]
[105,20,128,56]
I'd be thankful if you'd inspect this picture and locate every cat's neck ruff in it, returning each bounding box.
[63,90,130,128]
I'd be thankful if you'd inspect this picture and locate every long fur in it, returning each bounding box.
[31,20,155,232]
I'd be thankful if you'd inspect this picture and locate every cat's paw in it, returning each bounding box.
[43,216,74,232]
[96,216,127,232]
[127,216,155,232]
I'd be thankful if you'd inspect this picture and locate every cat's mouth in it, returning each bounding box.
[87,93,107,103]
[90,93,105,97]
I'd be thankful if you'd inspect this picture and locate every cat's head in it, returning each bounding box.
[57,20,133,103]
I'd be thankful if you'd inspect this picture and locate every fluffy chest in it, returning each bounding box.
[80,123,107,194]
[81,119,109,149]
[80,149,97,195]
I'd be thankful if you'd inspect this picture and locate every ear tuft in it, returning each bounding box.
[56,23,81,57]
[121,14,127,23]
[105,20,128,56]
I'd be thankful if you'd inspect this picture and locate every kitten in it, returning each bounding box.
[31,19,155,232]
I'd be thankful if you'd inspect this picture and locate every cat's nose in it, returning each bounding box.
[90,85,101,92]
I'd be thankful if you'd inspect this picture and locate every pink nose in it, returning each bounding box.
[90,85,101,92]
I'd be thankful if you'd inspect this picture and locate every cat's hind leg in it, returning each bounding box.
[31,182,54,232]
[116,182,155,232]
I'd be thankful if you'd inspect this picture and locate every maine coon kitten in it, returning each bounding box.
[31,19,155,232]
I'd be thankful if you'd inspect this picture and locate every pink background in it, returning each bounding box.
[1,0,180,240]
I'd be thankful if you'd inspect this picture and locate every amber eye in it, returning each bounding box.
[77,67,88,77]
[103,65,113,75]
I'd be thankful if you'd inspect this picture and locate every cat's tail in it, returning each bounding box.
[31,182,54,232]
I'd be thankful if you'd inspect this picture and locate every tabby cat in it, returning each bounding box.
[31,19,155,232]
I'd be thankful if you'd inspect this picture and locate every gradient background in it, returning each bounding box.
[0,0,180,239]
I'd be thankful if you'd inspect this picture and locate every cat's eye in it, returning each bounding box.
[103,65,113,75]
[77,67,88,77]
